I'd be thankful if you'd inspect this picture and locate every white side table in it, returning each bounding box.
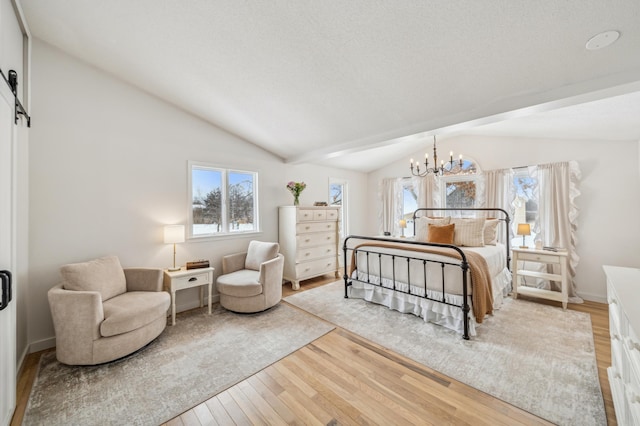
[512,248,569,310]
[163,267,215,325]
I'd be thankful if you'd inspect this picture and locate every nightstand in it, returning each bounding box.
[163,267,215,325]
[512,248,569,310]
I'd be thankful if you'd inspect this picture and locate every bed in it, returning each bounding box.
[343,208,512,339]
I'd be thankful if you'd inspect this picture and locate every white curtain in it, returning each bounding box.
[483,168,515,243]
[378,178,402,235]
[530,161,582,302]
[417,174,437,208]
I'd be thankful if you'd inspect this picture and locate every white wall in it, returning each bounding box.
[28,40,368,350]
[369,134,640,302]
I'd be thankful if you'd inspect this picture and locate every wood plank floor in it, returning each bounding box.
[12,274,617,425]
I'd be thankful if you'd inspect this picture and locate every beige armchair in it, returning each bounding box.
[48,256,170,365]
[216,241,284,313]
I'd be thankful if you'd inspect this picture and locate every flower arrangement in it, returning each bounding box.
[286,181,306,206]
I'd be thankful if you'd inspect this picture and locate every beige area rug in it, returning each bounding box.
[285,281,606,426]
[23,303,334,426]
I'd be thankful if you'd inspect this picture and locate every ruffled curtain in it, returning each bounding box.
[530,161,582,302]
[378,178,403,235]
[483,168,515,243]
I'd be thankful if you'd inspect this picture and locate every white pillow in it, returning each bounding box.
[415,216,451,242]
[245,241,279,271]
[483,219,500,246]
[61,255,126,301]
[451,218,486,247]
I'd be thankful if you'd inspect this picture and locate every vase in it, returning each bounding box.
[293,194,299,206]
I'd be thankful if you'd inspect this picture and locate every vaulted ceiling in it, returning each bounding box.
[21,1,640,172]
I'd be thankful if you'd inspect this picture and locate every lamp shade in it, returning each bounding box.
[516,223,531,236]
[399,219,407,229]
[164,225,185,244]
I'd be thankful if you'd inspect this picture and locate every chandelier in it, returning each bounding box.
[409,135,464,177]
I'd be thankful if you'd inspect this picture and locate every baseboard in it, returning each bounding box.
[175,295,220,314]
[16,345,29,377]
[578,292,607,304]
[29,336,56,353]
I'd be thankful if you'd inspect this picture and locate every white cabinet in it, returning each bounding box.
[512,248,569,310]
[604,265,640,426]
[279,206,340,290]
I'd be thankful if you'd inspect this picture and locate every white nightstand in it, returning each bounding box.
[512,248,569,310]
[163,267,215,325]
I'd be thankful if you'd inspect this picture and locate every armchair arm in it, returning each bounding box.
[222,252,247,274]
[48,284,104,364]
[124,268,164,292]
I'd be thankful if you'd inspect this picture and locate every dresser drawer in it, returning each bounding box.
[296,244,337,262]
[297,221,337,234]
[326,209,339,220]
[169,272,211,291]
[313,210,327,221]
[516,251,560,264]
[297,232,336,248]
[296,257,338,279]
[297,209,315,222]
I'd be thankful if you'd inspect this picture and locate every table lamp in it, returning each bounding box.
[517,223,531,249]
[164,224,185,271]
[399,219,407,238]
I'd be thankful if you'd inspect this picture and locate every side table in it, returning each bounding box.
[163,267,215,325]
[512,248,569,310]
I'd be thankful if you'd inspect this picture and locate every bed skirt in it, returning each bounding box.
[348,267,512,336]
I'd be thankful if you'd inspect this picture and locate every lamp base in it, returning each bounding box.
[167,266,181,272]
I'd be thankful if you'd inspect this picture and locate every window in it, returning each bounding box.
[329,178,348,238]
[438,158,481,213]
[401,179,418,237]
[189,162,258,238]
[512,168,538,247]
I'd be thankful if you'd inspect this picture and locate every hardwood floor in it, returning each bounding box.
[13,274,617,425]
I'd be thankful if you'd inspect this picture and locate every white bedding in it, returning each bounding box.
[346,239,512,336]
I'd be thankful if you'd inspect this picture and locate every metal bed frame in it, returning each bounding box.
[343,208,510,340]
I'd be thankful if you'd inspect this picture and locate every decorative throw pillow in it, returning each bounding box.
[451,218,486,247]
[61,255,127,301]
[483,219,500,246]
[245,241,280,271]
[427,223,455,244]
[415,216,451,242]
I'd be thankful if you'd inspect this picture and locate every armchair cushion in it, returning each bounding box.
[245,241,279,271]
[101,291,170,337]
[216,270,262,297]
[61,255,126,301]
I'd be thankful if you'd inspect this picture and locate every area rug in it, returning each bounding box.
[23,303,334,426]
[285,281,605,426]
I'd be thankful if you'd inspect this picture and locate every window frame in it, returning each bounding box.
[328,178,348,238]
[188,161,260,240]
[400,178,418,237]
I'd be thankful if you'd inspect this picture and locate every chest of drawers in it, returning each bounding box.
[279,206,340,290]
[604,265,640,425]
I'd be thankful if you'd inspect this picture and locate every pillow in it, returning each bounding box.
[450,218,486,247]
[245,241,280,271]
[415,216,451,242]
[61,255,127,301]
[427,223,455,244]
[483,219,500,246]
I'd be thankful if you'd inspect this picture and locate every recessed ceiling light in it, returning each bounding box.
[585,30,620,50]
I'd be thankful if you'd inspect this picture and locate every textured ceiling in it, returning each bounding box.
[21,1,640,172]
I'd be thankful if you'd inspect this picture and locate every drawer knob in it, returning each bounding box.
[305,253,310,257]
[188,277,197,282]
[305,239,310,242]
[306,226,310,230]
